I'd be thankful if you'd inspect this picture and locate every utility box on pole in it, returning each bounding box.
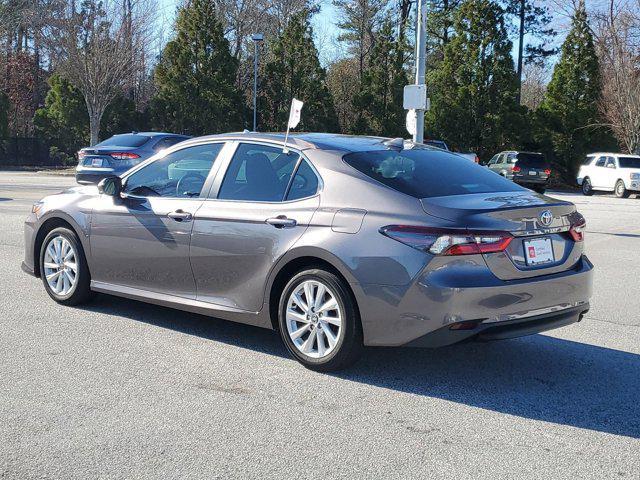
[403,85,427,110]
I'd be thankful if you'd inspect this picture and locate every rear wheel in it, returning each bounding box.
[39,227,93,305]
[581,177,594,196]
[615,179,630,198]
[278,269,363,372]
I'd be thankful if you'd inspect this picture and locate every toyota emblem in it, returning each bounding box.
[539,210,553,226]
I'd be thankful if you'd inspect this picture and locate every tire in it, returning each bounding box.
[39,227,93,305]
[581,177,594,196]
[278,268,363,372]
[615,179,630,198]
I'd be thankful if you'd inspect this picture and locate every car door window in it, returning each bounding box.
[286,159,320,200]
[595,157,606,167]
[123,143,223,198]
[218,143,301,202]
[606,157,616,168]
[488,155,499,165]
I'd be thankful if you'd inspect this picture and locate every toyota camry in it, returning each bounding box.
[23,133,593,371]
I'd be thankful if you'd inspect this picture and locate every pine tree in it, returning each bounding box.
[152,0,243,135]
[353,21,407,137]
[260,11,339,132]
[537,2,605,175]
[426,0,522,157]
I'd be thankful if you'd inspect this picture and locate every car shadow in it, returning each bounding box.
[83,294,640,439]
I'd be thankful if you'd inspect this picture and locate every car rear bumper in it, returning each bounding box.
[513,177,549,186]
[356,254,594,347]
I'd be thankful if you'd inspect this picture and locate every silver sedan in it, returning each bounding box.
[23,133,593,371]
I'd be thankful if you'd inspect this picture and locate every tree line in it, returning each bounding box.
[0,0,639,178]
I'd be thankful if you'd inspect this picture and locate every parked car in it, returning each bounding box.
[577,152,640,198]
[424,139,479,163]
[24,133,592,371]
[487,151,551,193]
[76,132,191,184]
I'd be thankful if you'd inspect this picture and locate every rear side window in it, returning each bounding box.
[619,157,640,169]
[97,134,149,148]
[595,157,606,167]
[218,143,301,202]
[516,152,547,168]
[343,149,524,198]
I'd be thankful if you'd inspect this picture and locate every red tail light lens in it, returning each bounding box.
[77,151,87,160]
[512,166,521,173]
[569,214,586,242]
[544,168,552,175]
[110,152,140,160]
[474,155,480,164]
[380,226,513,256]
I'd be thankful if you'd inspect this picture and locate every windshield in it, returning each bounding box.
[516,152,547,168]
[618,157,640,169]
[343,149,525,198]
[97,134,150,148]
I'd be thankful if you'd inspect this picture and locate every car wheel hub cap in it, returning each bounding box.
[286,280,342,359]
[43,236,78,296]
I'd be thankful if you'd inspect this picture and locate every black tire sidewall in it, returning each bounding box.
[40,227,91,305]
[582,178,593,196]
[615,180,628,198]
[278,269,362,371]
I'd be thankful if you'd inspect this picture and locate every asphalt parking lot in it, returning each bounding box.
[1,171,639,479]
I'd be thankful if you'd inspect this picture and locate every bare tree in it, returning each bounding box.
[50,0,155,145]
[594,0,640,153]
[520,62,549,110]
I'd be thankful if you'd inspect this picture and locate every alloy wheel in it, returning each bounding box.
[43,235,78,296]
[285,280,342,359]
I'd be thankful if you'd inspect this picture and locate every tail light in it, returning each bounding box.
[569,213,586,242]
[544,168,552,175]
[77,151,87,160]
[380,226,513,256]
[110,152,140,160]
[512,166,521,173]
[474,155,480,164]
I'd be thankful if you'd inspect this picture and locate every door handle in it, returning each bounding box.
[266,216,297,228]
[167,209,193,222]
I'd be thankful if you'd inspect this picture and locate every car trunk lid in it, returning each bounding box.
[420,191,584,280]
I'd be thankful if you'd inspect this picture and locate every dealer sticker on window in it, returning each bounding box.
[524,237,554,265]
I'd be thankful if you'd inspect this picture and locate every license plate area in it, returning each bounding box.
[524,237,554,266]
[529,170,537,175]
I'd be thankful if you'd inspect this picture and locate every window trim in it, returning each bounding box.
[206,140,323,204]
[119,140,231,200]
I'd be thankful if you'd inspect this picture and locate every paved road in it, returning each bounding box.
[1,171,639,479]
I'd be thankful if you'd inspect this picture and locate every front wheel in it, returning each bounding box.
[278,269,363,372]
[581,178,594,196]
[615,179,630,198]
[40,227,93,305]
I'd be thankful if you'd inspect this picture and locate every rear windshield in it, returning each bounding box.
[619,157,640,169]
[97,134,150,148]
[515,152,547,167]
[425,140,448,150]
[343,149,524,198]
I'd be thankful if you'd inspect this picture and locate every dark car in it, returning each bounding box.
[76,132,191,184]
[487,151,551,193]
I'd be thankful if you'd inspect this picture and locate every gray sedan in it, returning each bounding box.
[23,133,593,371]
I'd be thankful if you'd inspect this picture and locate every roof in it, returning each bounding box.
[114,132,191,138]
[185,132,414,153]
[587,152,640,157]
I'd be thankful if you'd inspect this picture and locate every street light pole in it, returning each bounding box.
[414,0,427,143]
[251,33,264,132]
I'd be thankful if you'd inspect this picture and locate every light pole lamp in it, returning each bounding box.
[251,33,264,132]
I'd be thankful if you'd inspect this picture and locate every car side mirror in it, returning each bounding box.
[97,176,122,196]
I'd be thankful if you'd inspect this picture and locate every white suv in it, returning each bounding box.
[577,153,640,198]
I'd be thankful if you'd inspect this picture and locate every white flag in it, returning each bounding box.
[288,98,304,129]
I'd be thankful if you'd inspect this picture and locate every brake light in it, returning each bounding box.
[512,166,521,173]
[380,226,513,256]
[110,152,140,160]
[474,155,480,164]
[569,214,586,242]
[544,168,552,175]
[78,151,87,160]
